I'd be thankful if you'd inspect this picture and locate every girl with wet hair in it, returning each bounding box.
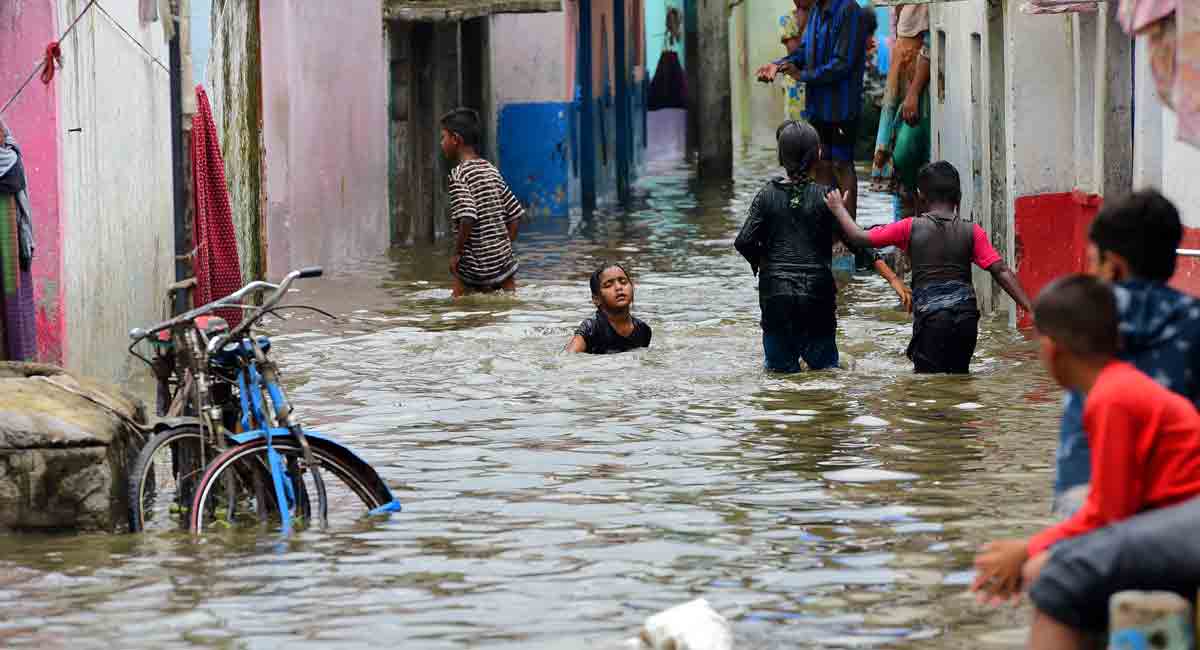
[566,263,652,354]
[735,120,910,372]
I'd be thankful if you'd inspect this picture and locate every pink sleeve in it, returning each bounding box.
[867,218,913,250]
[972,225,1002,269]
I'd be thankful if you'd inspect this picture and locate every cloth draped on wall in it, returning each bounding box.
[869,22,930,203]
[190,85,244,326]
[1119,0,1199,147]
[1019,0,1098,15]
[0,118,37,361]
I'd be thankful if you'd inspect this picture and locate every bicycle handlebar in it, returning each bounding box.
[129,267,323,343]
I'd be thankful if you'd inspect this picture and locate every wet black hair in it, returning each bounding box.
[1089,189,1182,282]
[776,120,820,179]
[859,3,878,36]
[440,107,482,148]
[916,161,962,207]
[589,263,632,296]
[1034,274,1119,358]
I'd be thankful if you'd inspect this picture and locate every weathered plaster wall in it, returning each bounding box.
[207,0,263,281]
[0,0,63,364]
[730,0,792,151]
[259,0,390,273]
[493,12,571,217]
[929,0,1009,314]
[56,0,174,384]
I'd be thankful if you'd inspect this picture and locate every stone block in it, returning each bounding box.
[0,363,146,532]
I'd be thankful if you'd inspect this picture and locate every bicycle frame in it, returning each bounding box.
[130,266,400,534]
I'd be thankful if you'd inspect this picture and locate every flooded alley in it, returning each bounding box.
[0,152,1064,649]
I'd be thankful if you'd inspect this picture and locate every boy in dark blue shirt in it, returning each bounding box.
[1053,189,1200,516]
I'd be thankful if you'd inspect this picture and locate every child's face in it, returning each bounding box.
[1036,333,1069,387]
[440,129,461,160]
[783,36,802,53]
[1085,243,1128,283]
[592,267,634,312]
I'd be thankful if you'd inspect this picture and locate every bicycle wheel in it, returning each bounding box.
[127,425,224,532]
[189,437,391,533]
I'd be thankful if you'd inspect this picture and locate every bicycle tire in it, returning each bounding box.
[189,437,390,533]
[127,425,225,533]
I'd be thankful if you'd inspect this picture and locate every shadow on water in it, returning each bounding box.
[0,150,1062,648]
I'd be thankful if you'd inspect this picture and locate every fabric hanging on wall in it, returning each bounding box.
[1119,0,1199,147]
[139,0,158,22]
[648,51,688,110]
[191,85,244,326]
[1020,0,1098,14]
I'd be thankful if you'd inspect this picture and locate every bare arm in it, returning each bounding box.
[565,335,587,353]
[507,220,519,242]
[988,261,1034,315]
[901,51,931,124]
[450,218,473,275]
[824,189,873,249]
[873,258,913,313]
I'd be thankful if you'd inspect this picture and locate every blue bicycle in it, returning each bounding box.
[129,267,400,534]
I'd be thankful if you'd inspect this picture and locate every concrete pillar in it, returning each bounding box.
[1132,36,1163,188]
[684,0,700,154]
[1096,3,1134,199]
[1072,12,1097,192]
[696,0,732,178]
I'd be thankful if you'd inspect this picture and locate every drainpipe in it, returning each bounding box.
[168,1,190,316]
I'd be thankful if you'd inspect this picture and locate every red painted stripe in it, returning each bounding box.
[1015,192,1200,328]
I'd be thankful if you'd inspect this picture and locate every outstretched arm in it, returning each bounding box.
[824,189,873,249]
[873,258,913,313]
[988,261,1034,315]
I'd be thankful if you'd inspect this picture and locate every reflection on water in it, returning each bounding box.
[0,152,1061,648]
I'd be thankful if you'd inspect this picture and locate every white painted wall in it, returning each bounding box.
[730,0,792,151]
[56,0,175,385]
[1161,112,1200,231]
[491,13,568,105]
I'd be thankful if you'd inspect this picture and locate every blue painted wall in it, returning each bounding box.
[871,5,890,76]
[498,102,572,217]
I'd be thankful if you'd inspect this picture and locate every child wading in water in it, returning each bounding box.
[440,108,525,298]
[827,160,1033,373]
[566,264,652,354]
[735,120,910,372]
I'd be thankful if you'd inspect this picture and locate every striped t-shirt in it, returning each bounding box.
[448,159,525,286]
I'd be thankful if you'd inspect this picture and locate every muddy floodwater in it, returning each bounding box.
[0,153,1064,649]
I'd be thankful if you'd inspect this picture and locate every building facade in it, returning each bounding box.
[0,0,175,385]
[931,1,1199,325]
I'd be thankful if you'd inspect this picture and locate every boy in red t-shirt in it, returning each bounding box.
[970,275,1200,649]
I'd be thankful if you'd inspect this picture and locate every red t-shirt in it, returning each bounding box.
[867,218,1003,269]
[1027,361,1200,555]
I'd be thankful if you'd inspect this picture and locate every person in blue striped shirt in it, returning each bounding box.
[757,0,875,222]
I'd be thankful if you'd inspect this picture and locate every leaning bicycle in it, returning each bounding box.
[128,267,401,534]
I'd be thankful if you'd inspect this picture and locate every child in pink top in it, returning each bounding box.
[826,161,1032,373]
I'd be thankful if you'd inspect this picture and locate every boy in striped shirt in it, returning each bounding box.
[441,108,525,297]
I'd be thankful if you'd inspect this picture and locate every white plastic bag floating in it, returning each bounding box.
[635,598,733,650]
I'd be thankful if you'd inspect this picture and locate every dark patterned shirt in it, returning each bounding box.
[574,310,652,354]
[449,159,525,286]
[779,0,871,122]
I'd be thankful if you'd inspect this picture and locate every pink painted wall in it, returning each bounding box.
[258,0,391,274]
[0,0,63,363]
